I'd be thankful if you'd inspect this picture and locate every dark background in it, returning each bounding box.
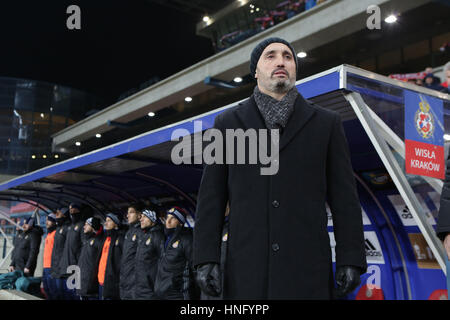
[0,0,230,106]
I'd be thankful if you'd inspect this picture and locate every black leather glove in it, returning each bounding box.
[195,263,221,297]
[335,265,361,297]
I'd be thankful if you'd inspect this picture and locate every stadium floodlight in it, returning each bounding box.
[42,155,47,159]
[75,141,81,146]
[234,77,243,83]
[96,133,102,138]
[185,97,193,102]
[385,15,397,23]
[31,155,36,159]
[203,16,210,22]
[148,112,155,117]
[297,52,307,58]
[54,154,59,159]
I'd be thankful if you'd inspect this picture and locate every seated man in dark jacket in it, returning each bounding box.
[9,220,24,272]
[97,213,125,300]
[77,217,104,300]
[154,207,197,300]
[9,216,43,277]
[134,208,164,300]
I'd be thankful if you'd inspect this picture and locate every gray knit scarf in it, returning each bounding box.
[253,85,298,130]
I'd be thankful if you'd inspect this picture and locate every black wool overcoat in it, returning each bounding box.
[193,92,367,299]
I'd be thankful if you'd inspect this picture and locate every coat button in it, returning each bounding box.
[272,200,279,208]
[272,243,280,252]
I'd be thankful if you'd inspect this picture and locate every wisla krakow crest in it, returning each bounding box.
[414,95,434,139]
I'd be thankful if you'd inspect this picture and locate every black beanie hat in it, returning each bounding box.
[86,217,101,232]
[47,213,57,223]
[106,213,121,227]
[250,37,298,79]
[59,207,69,217]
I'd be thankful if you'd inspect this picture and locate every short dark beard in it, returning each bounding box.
[270,78,294,94]
[274,80,290,92]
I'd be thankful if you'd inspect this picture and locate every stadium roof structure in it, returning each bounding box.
[51,0,435,153]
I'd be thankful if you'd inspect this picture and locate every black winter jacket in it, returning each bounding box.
[119,222,141,299]
[77,229,105,297]
[59,213,86,277]
[50,217,71,278]
[154,226,197,300]
[134,223,164,299]
[101,228,125,300]
[10,226,43,276]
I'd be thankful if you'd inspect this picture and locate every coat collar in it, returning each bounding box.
[235,95,266,132]
[235,91,316,151]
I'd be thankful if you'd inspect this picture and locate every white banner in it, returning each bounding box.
[387,193,436,226]
[329,231,385,264]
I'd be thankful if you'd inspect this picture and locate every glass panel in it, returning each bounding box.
[346,71,449,247]
[347,72,406,140]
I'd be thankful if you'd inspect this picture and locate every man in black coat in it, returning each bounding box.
[194,37,367,299]
[134,208,164,300]
[59,202,87,300]
[98,213,125,300]
[9,217,43,277]
[119,203,143,300]
[50,207,71,300]
[77,217,104,300]
[154,207,197,300]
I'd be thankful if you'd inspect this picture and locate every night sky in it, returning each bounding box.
[0,1,217,106]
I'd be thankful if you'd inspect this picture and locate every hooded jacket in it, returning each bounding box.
[134,223,164,299]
